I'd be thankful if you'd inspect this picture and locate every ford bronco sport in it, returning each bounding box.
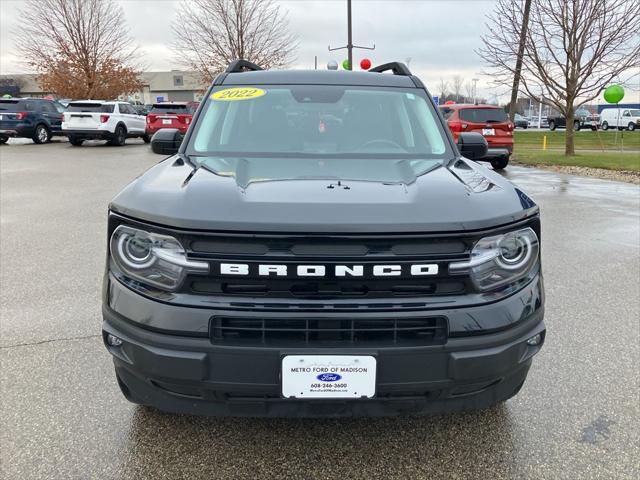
[103,60,545,417]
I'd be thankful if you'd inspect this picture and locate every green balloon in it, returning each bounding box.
[604,84,624,104]
[342,59,350,70]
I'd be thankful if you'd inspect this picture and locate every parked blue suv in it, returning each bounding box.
[0,98,65,144]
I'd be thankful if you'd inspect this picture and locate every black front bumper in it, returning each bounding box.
[102,283,545,417]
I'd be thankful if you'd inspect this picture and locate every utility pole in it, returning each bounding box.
[508,0,532,122]
[328,0,374,70]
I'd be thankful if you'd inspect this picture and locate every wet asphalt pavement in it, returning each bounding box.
[1,139,639,479]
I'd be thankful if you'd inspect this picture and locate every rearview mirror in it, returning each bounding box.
[457,132,488,160]
[151,129,183,155]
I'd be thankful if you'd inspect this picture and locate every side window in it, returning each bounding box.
[119,104,129,114]
[440,108,454,120]
[24,101,35,111]
[623,110,630,117]
[41,102,56,113]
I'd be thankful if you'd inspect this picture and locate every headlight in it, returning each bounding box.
[449,227,539,292]
[110,225,208,290]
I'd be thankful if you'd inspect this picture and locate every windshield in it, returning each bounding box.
[186,85,452,185]
[67,103,114,113]
[459,108,508,123]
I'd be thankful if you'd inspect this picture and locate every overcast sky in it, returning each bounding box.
[1,0,637,102]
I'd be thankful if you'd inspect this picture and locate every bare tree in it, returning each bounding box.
[451,75,464,103]
[14,0,142,99]
[478,0,640,155]
[464,81,475,103]
[172,0,298,83]
[437,78,449,103]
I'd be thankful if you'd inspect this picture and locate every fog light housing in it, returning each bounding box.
[526,333,542,346]
[107,334,123,347]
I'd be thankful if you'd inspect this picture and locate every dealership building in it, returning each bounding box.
[0,70,208,103]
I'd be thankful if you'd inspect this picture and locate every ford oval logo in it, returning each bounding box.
[317,373,342,382]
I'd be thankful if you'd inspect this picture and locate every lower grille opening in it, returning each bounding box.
[211,316,448,346]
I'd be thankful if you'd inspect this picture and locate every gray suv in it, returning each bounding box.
[102,60,545,417]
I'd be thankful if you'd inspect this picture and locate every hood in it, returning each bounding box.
[109,156,538,233]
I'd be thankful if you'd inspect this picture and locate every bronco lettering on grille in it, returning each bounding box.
[217,263,439,277]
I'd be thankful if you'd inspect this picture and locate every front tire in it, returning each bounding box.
[573,121,581,131]
[109,125,126,146]
[0,136,8,144]
[33,124,51,144]
[628,122,636,132]
[491,156,509,170]
[601,121,609,131]
[548,120,556,131]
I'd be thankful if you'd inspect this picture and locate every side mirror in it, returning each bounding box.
[151,129,183,155]
[457,132,488,160]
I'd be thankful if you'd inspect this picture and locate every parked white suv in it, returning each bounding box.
[600,108,640,131]
[62,101,149,146]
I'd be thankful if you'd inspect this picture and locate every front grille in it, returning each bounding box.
[211,316,448,346]
[181,232,472,299]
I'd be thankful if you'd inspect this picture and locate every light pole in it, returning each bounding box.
[328,0,374,70]
[347,0,353,70]
[537,92,543,129]
[472,78,479,104]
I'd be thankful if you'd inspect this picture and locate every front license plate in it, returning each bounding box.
[482,128,495,136]
[282,355,376,399]
[162,119,172,125]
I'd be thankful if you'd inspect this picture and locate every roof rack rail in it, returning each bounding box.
[369,62,412,76]
[225,59,263,73]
